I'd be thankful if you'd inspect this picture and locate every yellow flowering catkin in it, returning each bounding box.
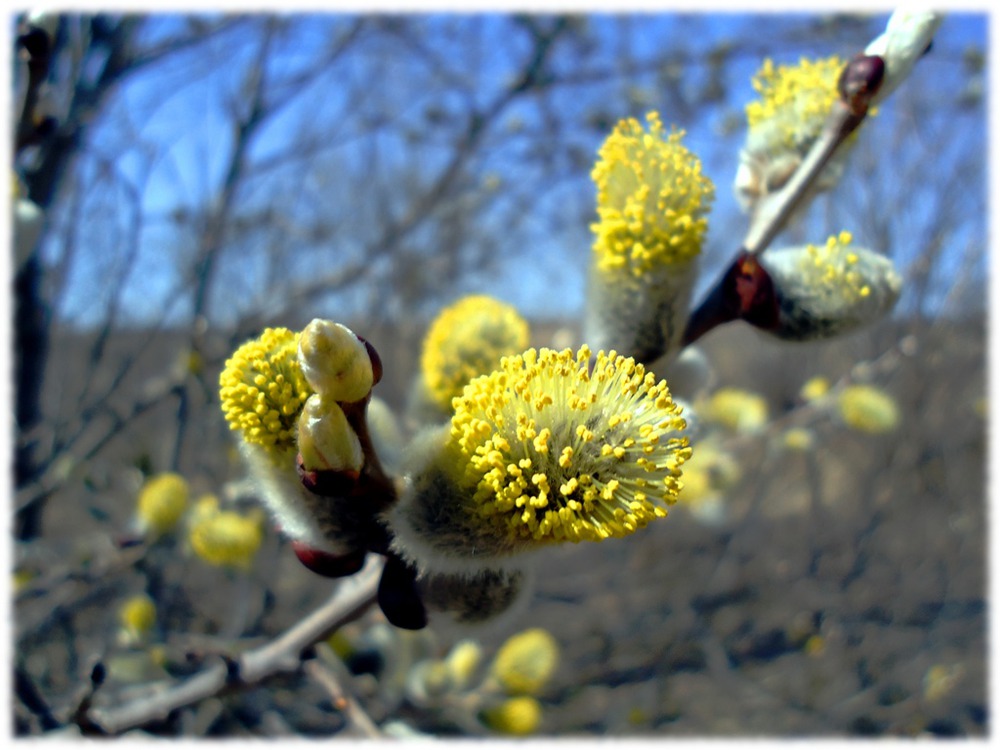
[219,328,312,460]
[837,384,900,434]
[136,472,190,535]
[482,696,543,736]
[119,594,157,639]
[449,345,690,545]
[420,295,530,410]
[802,231,872,303]
[702,387,769,434]
[491,628,560,695]
[591,112,714,277]
[188,495,264,569]
[746,55,845,148]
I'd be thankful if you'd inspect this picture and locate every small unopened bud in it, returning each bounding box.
[378,553,428,630]
[296,394,363,475]
[298,319,373,403]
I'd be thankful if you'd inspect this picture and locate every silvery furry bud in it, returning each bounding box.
[757,234,901,341]
[585,260,699,365]
[586,112,713,363]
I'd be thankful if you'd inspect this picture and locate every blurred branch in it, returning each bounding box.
[15,664,63,732]
[305,645,382,738]
[78,557,382,736]
[15,375,186,515]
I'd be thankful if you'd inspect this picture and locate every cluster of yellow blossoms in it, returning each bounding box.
[446,345,690,545]
[746,55,845,148]
[802,231,872,303]
[420,295,530,410]
[591,112,714,276]
[218,327,312,460]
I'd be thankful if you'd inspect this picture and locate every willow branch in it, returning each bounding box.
[742,54,883,256]
[79,556,382,736]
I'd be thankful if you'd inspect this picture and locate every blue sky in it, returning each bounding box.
[40,11,987,329]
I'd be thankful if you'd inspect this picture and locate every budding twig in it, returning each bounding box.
[683,53,888,349]
[742,54,884,257]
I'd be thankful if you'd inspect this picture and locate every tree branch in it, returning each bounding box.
[80,556,382,736]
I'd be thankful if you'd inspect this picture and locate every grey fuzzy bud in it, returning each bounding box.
[757,239,901,341]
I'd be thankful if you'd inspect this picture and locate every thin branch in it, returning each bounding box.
[304,646,382,738]
[80,557,382,736]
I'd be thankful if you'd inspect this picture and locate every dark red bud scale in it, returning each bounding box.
[297,454,361,496]
[377,553,427,630]
[356,335,383,386]
[291,541,367,578]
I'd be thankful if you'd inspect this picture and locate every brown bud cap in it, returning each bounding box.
[377,553,427,630]
[291,541,367,578]
[357,335,383,387]
[297,454,360,496]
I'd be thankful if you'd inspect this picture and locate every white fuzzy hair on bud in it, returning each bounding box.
[865,11,943,106]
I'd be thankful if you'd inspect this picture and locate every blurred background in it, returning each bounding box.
[11,10,987,737]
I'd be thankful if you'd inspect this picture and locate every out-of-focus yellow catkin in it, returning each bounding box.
[837,384,900,434]
[445,639,483,690]
[188,495,264,569]
[119,594,157,640]
[420,295,529,410]
[800,376,831,402]
[801,232,873,304]
[490,628,560,695]
[136,472,190,535]
[703,388,769,433]
[746,55,846,149]
[923,664,962,703]
[482,696,543,736]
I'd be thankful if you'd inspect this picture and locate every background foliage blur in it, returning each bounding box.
[11,11,987,738]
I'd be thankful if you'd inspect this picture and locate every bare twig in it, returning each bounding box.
[305,645,382,738]
[80,557,382,736]
[15,663,62,732]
